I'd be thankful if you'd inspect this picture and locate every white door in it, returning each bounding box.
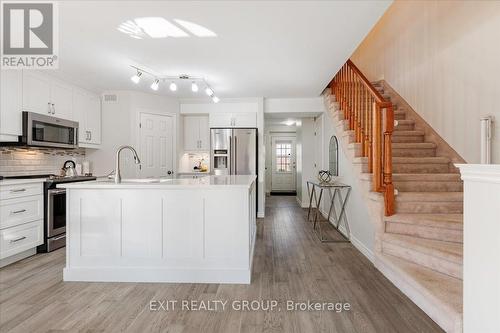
[139,113,174,178]
[271,136,296,192]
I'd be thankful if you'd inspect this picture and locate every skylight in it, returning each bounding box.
[117,17,217,39]
[174,19,217,37]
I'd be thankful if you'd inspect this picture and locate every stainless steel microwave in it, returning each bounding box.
[22,111,79,149]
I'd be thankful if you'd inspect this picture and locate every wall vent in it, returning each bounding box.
[103,94,118,103]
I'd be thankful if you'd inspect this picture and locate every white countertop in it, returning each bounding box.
[0,177,47,186]
[58,175,256,189]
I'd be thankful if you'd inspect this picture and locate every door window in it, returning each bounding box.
[275,142,292,172]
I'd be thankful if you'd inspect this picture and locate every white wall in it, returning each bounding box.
[297,118,316,207]
[264,97,325,116]
[318,111,375,257]
[351,0,500,164]
[86,91,179,177]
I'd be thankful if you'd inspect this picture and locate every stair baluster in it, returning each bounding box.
[330,59,395,216]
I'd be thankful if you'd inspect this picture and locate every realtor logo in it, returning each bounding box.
[1,1,58,68]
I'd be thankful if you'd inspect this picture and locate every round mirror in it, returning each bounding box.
[329,136,339,177]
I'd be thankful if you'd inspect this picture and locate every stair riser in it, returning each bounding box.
[392,149,436,157]
[395,123,415,131]
[394,112,406,120]
[396,201,463,214]
[394,181,463,192]
[393,163,450,173]
[392,135,424,143]
[385,222,463,243]
[382,242,462,279]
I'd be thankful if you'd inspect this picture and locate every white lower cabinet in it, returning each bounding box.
[0,220,43,260]
[0,180,44,264]
[0,196,43,230]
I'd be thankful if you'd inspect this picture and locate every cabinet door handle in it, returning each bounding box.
[10,236,26,243]
[89,131,92,141]
[11,209,27,215]
[47,102,51,114]
[10,188,26,193]
[51,103,55,114]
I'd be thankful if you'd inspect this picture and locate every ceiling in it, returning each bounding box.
[52,1,391,99]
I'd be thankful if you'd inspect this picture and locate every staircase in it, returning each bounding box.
[323,67,463,332]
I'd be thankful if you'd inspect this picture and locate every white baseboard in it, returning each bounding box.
[318,207,374,263]
[64,267,251,284]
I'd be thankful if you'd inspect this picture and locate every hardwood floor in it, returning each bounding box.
[0,196,443,333]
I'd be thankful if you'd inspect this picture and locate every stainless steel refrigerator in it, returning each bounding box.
[210,128,257,176]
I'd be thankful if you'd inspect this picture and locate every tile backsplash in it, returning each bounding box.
[178,152,210,172]
[0,147,86,177]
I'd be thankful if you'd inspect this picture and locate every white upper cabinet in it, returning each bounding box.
[73,88,101,147]
[0,70,101,149]
[198,116,209,150]
[209,112,256,128]
[50,79,73,120]
[22,71,74,120]
[86,94,101,145]
[183,115,209,151]
[0,70,23,141]
[22,71,52,116]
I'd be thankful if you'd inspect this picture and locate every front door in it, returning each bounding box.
[139,113,174,178]
[271,136,296,192]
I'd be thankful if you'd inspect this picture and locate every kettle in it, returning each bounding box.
[62,160,77,177]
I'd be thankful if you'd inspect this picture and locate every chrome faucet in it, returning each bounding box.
[114,145,141,183]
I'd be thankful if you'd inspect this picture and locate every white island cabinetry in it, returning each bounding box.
[61,175,256,284]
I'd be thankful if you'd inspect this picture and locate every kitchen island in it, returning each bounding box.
[59,175,257,284]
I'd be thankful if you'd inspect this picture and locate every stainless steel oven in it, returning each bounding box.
[46,188,67,251]
[22,111,78,149]
[38,175,96,253]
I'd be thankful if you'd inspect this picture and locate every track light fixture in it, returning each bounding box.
[130,65,218,102]
[131,70,142,84]
[150,79,160,91]
[169,81,177,91]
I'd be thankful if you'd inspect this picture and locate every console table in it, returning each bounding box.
[306,181,352,243]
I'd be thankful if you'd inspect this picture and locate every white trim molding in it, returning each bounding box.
[456,164,500,333]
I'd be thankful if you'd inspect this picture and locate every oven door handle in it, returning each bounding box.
[48,189,66,195]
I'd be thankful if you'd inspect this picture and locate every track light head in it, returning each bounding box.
[131,71,142,84]
[191,82,199,92]
[212,96,220,103]
[205,87,214,96]
[150,79,160,91]
[169,81,177,91]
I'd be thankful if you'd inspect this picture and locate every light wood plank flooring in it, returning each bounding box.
[0,196,443,332]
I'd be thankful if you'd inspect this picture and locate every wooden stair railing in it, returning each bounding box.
[329,59,395,216]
